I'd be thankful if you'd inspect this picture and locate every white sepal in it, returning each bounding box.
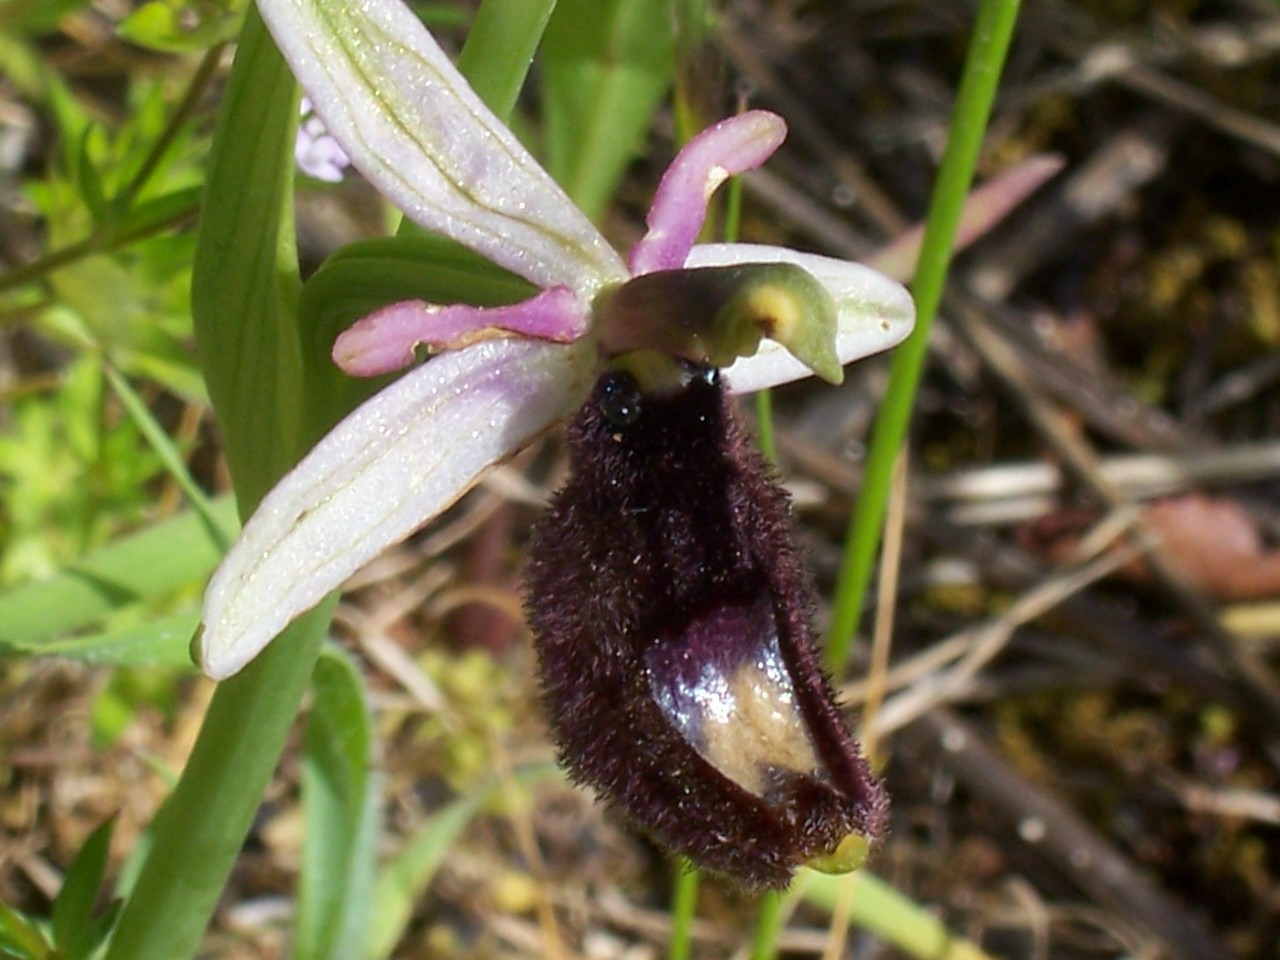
[257,0,628,293]
[198,338,591,679]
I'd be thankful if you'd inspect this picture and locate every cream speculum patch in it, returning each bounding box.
[646,594,823,802]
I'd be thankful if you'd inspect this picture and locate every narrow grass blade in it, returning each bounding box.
[295,648,379,960]
[52,820,115,960]
[103,364,232,551]
[667,859,699,960]
[366,765,562,960]
[749,891,785,960]
[0,612,198,668]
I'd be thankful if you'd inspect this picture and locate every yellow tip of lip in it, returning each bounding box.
[733,271,843,385]
[806,833,872,875]
[741,286,802,341]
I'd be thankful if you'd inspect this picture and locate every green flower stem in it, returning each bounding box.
[667,858,699,960]
[115,42,227,211]
[104,609,330,960]
[0,202,197,296]
[825,0,1023,673]
[749,890,785,960]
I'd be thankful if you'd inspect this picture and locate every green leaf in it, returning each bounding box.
[74,127,110,226]
[0,612,199,668]
[52,819,116,960]
[541,0,675,219]
[0,901,51,960]
[366,765,562,960]
[189,8,303,512]
[79,901,122,960]
[294,647,379,960]
[454,0,559,122]
[110,187,202,242]
[0,498,237,645]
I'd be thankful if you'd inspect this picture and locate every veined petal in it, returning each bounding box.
[198,338,592,680]
[257,0,628,292]
[333,286,588,377]
[685,244,915,394]
[629,112,787,276]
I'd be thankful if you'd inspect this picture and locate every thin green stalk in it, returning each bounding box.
[825,0,1023,673]
[749,891,785,960]
[0,201,196,295]
[667,858,699,960]
[103,363,233,551]
[802,870,995,960]
[722,162,742,242]
[115,42,227,211]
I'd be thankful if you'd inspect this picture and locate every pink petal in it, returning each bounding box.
[333,286,588,377]
[197,338,593,680]
[629,112,787,276]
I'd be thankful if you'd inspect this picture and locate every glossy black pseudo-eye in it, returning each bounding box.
[525,365,887,890]
[597,372,642,427]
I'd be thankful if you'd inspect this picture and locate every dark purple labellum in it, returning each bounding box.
[525,365,888,889]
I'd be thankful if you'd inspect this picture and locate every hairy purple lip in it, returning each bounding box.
[525,366,887,889]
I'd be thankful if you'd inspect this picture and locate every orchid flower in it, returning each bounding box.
[198,0,913,680]
[196,0,913,887]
